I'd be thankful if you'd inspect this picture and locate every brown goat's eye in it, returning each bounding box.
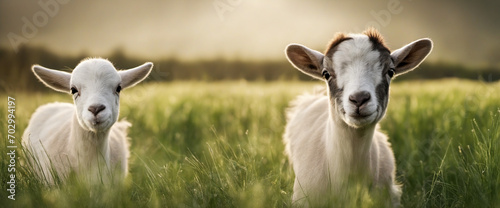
[388,68,395,78]
[322,70,331,80]
[116,85,122,93]
[71,87,78,95]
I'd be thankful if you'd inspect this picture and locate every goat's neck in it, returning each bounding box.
[325,114,376,182]
[69,113,111,169]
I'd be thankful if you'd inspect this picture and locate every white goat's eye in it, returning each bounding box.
[71,87,78,95]
[322,70,331,80]
[116,85,122,93]
[388,68,395,78]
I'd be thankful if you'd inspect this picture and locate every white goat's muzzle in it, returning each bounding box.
[82,103,113,131]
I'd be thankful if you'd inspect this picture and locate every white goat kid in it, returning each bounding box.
[23,58,153,184]
[283,29,433,207]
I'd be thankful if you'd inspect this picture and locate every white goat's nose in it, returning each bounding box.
[349,91,371,108]
[88,104,106,116]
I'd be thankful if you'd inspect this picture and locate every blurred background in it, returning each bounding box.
[1,0,499,91]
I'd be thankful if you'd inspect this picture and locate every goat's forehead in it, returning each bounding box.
[331,35,382,67]
[71,60,120,84]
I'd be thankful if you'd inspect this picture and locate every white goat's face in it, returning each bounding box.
[285,29,433,128]
[32,58,154,133]
[70,60,122,132]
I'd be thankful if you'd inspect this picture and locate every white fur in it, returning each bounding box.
[284,92,400,207]
[333,35,385,128]
[23,58,153,184]
[284,31,433,207]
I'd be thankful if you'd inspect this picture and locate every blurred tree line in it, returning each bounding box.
[1,46,499,92]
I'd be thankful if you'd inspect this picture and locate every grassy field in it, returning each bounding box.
[1,80,499,207]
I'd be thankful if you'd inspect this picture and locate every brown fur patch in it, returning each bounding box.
[363,28,390,52]
[324,33,353,58]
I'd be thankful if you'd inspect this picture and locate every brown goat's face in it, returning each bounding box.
[285,29,433,128]
[323,34,393,128]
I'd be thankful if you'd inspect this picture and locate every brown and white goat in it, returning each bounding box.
[283,29,433,207]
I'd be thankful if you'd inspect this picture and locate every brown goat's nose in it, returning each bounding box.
[349,91,371,108]
[88,104,106,116]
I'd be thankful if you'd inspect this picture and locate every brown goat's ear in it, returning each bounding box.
[285,44,324,80]
[32,65,72,93]
[390,38,433,76]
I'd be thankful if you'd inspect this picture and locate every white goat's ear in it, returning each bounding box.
[285,44,324,80]
[32,65,71,93]
[391,38,433,76]
[118,62,153,89]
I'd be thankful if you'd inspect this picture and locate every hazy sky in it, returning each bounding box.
[1,0,499,66]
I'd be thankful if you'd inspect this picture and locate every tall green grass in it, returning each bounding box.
[0,80,499,207]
